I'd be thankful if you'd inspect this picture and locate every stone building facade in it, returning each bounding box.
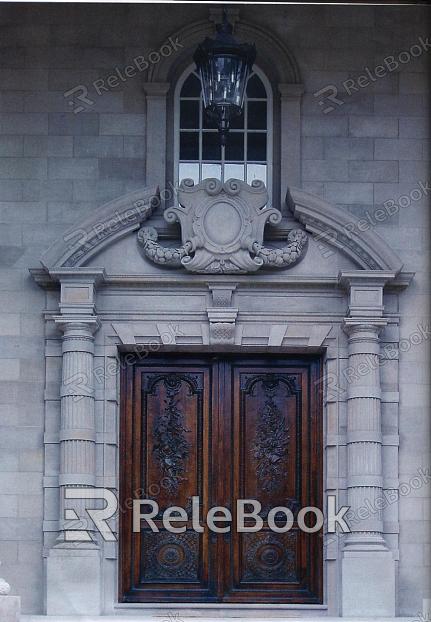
[0,2,429,620]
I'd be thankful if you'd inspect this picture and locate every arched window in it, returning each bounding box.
[174,65,273,198]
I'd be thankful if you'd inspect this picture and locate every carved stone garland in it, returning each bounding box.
[137,178,308,274]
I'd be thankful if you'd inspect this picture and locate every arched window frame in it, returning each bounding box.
[143,14,303,210]
[173,63,273,203]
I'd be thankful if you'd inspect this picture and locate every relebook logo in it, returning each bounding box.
[62,489,351,542]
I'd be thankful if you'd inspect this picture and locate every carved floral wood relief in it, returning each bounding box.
[150,374,192,494]
[137,178,308,274]
[251,377,291,494]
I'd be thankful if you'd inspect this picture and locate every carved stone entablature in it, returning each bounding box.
[137,178,308,274]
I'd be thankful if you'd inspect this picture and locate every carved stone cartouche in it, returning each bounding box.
[137,178,308,274]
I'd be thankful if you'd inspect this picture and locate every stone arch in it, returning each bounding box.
[147,16,301,86]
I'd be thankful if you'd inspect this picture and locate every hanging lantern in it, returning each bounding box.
[193,12,256,146]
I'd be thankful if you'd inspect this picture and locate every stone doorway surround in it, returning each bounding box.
[27,181,413,618]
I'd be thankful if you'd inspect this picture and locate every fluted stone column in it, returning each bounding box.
[46,269,104,616]
[339,271,396,617]
[55,318,100,545]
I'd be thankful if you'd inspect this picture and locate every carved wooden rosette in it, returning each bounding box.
[137,178,308,274]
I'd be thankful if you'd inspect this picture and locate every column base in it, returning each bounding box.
[342,549,395,617]
[46,547,101,615]
[0,595,20,622]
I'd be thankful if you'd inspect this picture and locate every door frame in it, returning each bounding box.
[118,352,324,605]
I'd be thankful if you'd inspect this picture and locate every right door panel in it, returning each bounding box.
[223,359,322,603]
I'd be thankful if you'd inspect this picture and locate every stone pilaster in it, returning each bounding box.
[278,83,304,200]
[143,82,170,191]
[46,269,104,616]
[339,271,396,617]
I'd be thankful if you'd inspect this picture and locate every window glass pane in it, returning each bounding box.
[181,73,201,97]
[225,132,244,162]
[230,109,244,130]
[247,133,266,161]
[246,74,266,98]
[179,162,199,185]
[180,100,199,129]
[225,163,245,181]
[180,131,199,160]
[203,110,218,130]
[247,164,266,185]
[248,101,267,130]
[202,132,221,161]
[202,163,222,180]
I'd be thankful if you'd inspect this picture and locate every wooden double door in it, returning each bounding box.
[120,355,322,603]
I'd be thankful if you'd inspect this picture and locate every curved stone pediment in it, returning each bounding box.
[35,179,403,278]
[287,187,404,273]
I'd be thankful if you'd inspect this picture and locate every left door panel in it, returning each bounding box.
[120,359,218,602]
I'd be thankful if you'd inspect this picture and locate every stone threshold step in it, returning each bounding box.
[22,617,413,622]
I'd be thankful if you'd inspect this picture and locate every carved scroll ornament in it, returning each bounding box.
[137,178,308,274]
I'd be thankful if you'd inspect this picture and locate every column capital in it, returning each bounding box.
[142,82,170,97]
[339,269,397,318]
[49,268,105,316]
[343,317,388,336]
[53,315,101,335]
[278,83,304,99]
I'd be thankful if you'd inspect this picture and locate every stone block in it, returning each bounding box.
[48,157,98,179]
[0,68,48,90]
[23,91,70,113]
[399,116,429,138]
[399,160,429,182]
[349,115,398,137]
[0,137,22,157]
[399,72,430,95]
[47,201,95,223]
[0,93,24,113]
[0,595,20,622]
[348,160,398,182]
[72,179,124,202]
[374,94,427,117]
[0,181,22,201]
[0,359,19,381]
[374,138,423,160]
[302,159,348,181]
[0,158,47,180]
[0,494,18,517]
[46,547,102,615]
[342,550,395,616]
[99,157,145,180]
[48,112,99,135]
[123,135,146,158]
[0,201,47,224]
[48,69,101,92]
[0,314,20,336]
[301,115,348,137]
[74,135,123,157]
[324,181,373,204]
[324,137,373,160]
[24,135,73,157]
[99,113,145,135]
[0,113,47,135]
[23,179,73,202]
